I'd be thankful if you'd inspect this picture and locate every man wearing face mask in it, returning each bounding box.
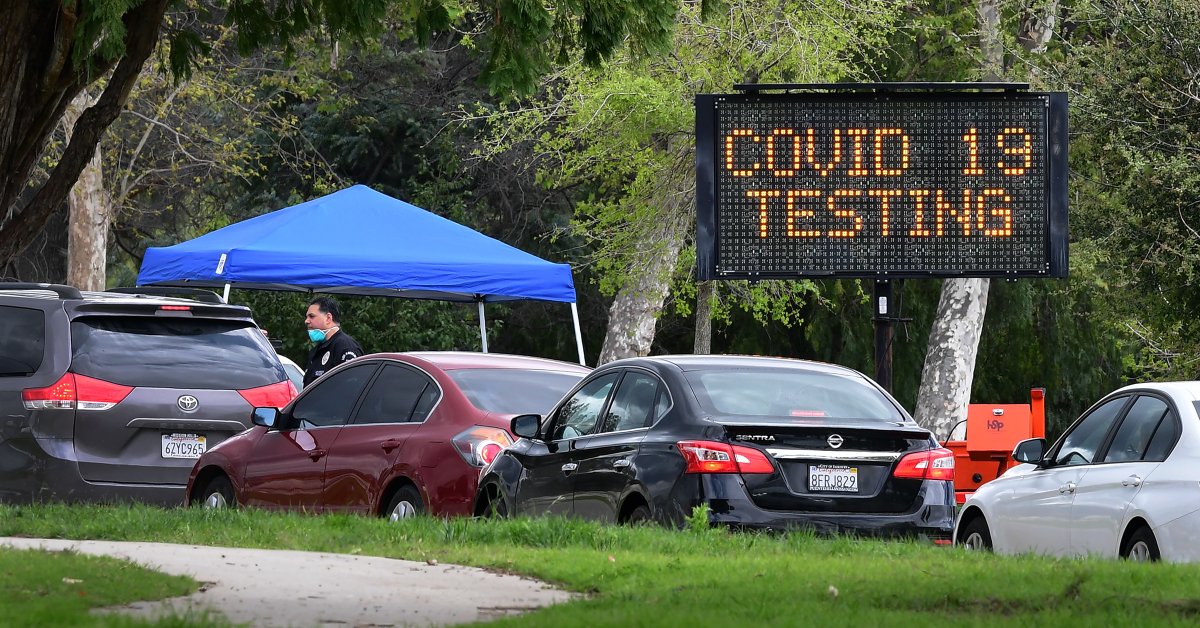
[302,296,364,386]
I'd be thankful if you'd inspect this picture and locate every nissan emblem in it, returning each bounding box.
[827,433,844,449]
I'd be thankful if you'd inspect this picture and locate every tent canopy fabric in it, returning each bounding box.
[136,185,576,304]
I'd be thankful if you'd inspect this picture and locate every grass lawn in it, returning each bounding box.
[3,504,1200,626]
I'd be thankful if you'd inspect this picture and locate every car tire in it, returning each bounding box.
[480,485,509,519]
[1122,526,1161,562]
[385,485,424,521]
[624,504,652,526]
[197,475,236,510]
[958,516,992,551]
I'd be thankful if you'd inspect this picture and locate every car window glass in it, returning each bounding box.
[446,369,585,415]
[551,373,618,440]
[354,364,434,424]
[291,363,377,429]
[70,317,286,388]
[412,384,439,422]
[684,368,906,422]
[1103,396,1169,463]
[1144,407,1180,462]
[653,386,671,422]
[602,372,661,433]
[0,305,45,376]
[1054,397,1126,466]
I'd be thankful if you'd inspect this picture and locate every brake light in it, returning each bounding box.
[159,305,191,311]
[452,426,513,467]
[678,440,775,474]
[893,447,955,481]
[238,380,297,408]
[22,373,132,411]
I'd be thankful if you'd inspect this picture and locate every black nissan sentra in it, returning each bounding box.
[475,355,955,539]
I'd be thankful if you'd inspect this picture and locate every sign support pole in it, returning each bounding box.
[873,279,893,393]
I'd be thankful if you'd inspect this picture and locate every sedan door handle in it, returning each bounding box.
[309,448,328,461]
[561,463,578,473]
[613,459,631,468]
[1059,482,1076,494]
[380,439,402,453]
[1122,475,1143,487]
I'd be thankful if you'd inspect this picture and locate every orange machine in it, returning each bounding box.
[942,388,1046,505]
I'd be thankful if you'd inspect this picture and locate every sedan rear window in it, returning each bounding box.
[684,368,906,422]
[447,369,585,415]
[71,317,286,389]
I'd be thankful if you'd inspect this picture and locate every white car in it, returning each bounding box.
[955,381,1200,562]
[277,353,305,392]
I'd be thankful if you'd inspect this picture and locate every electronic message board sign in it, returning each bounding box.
[695,90,1068,279]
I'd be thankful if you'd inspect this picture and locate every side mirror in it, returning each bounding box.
[1012,438,1046,464]
[252,407,280,429]
[511,414,542,440]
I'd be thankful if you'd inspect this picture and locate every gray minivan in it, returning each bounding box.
[0,283,295,505]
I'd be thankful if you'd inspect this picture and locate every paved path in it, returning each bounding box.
[0,537,572,626]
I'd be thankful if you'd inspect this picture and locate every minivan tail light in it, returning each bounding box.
[893,447,955,481]
[452,426,513,467]
[237,380,298,409]
[22,373,133,411]
[678,440,775,474]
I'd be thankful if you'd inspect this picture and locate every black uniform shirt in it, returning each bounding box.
[304,330,364,386]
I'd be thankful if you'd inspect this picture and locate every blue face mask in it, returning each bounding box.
[307,329,327,343]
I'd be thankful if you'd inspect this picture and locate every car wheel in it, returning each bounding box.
[624,504,652,526]
[1122,526,1161,562]
[198,475,236,510]
[385,485,424,521]
[480,485,509,519]
[958,516,992,551]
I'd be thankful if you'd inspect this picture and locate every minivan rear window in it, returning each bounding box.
[684,368,907,422]
[70,317,286,389]
[0,305,46,376]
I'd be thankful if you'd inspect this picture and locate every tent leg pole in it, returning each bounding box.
[478,300,489,353]
[571,302,585,366]
[222,283,231,303]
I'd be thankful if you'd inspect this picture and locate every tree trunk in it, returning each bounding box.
[597,213,687,364]
[693,280,714,354]
[0,0,168,265]
[914,278,990,439]
[62,89,110,291]
[912,0,1007,436]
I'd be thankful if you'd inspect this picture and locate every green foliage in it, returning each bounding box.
[1036,0,1200,380]
[0,547,201,627]
[481,0,902,328]
[7,504,1200,625]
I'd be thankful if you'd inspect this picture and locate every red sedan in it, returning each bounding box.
[186,352,589,518]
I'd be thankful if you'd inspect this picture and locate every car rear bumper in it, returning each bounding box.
[0,435,185,506]
[699,474,956,538]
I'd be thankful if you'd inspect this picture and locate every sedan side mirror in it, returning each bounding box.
[511,414,542,440]
[252,407,280,429]
[1012,438,1046,464]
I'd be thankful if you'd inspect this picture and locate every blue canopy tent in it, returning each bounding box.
[137,185,585,364]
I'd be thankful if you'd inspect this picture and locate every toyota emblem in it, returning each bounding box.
[178,395,199,413]
[827,433,844,449]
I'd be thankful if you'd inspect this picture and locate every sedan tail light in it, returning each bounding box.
[678,440,775,474]
[22,373,133,411]
[452,426,514,467]
[238,380,298,409]
[893,447,955,481]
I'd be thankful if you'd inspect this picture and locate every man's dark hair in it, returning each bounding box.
[309,296,343,324]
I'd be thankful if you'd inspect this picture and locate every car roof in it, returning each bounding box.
[616,354,865,377]
[391,351,591,373]
[1110,381,1200,402]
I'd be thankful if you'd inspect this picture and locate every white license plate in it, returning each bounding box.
[162,433,206,459]
[809,464,858,492]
